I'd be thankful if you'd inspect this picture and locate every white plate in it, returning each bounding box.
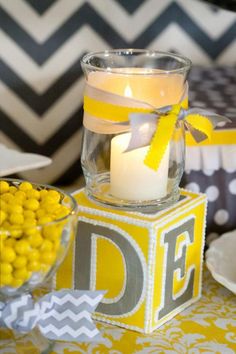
[0,144,51,177]
[206,230,236,294]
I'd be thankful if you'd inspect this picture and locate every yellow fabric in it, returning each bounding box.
[84,95,152,122]
[144,112,178,170]
[186,129,236,146]
[185,114,214,141]
[1,270,236,353]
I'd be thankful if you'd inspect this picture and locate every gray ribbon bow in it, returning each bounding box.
[0,290,104,342]
[125,107,231,152]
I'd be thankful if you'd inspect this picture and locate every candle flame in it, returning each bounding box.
[124,84,132,98]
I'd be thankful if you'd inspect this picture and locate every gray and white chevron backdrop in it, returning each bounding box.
[1,0,236,185]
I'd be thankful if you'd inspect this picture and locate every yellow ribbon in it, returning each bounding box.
[84,95,152,122]
[83,95,214,171]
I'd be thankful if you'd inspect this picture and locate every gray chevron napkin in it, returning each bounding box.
[0,290,104,342]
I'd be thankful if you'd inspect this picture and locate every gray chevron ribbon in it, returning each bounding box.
[0,290,104,342]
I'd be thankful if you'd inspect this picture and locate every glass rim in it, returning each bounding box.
[0,178,78,231]
[81,49,192,75]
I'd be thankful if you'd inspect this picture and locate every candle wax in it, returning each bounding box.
[110,133,169,200]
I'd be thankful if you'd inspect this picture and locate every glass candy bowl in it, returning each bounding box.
[0,178,77,353]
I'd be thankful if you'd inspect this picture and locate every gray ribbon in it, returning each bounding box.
[125,107,231,152]
[0,290,104,342]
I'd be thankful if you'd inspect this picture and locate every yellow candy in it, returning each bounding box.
[12,197,24,206]
[39,190,48,199]
[54,205,70,219]
[28,232,43,248]
[43,225,60,241]
[13,256,27,269]
[23,210,35,219]
[1,247,16,263]
[2,221,11,229]
[41,196,57,206]
[14,191,26,200]
[23,218,37,228]
[9,205,23,214]
[40,240,53,252]
[24,199,40,211]
[28,261,41,272]
[43,202,61,214]
[0,210,7,225]
[0,181,10,194]
[19,181,33,192]
[15,240,31,255]
[53,239,61,252]
[29,249,40,261]
[10,278,24,288]
[47,190,61,203]
[0,199,9,212]
[23,226,37,237]
[1,273,13,285]
[26,189,40,200]
[1,193,14,203]
[13,267,28,280]
[0,180,72,285]
[4,238,16,247]
[0,262,13,274]
[9,186,17,194]
[41,264,50,274]
[38,216,52,225]
[41,251,56,265]
[9,213,24,225]
[9,227,23,239]
[36,208,46,219]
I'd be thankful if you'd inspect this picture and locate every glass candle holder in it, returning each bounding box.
[81,49,191,211]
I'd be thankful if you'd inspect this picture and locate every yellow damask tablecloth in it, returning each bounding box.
[50,267,236,354]
[0,267,235,354]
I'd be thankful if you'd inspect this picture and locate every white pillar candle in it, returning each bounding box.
[110,133,169,200]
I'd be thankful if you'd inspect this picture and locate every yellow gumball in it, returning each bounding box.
[0,181,9,194]
[4,238,16,247]
[28,261,41,272]
[13,256,27,269]
[10,278,24,288]
[40,240,53,252]
[24,199,40,211]
[1,273,13,285]
[28,232,43,248]
[41,251,56,265]
[1,247,16,263]
[14,191,26,200]
[19,182,33,192]
[26,189,40,200]
[13,267,28,280]
[0,262,13,274]
[0,210,7,225]
[9,205,23,214]
[23,210,35,219]
[9,213,24,225]
[15,240,31,256]
[9,186,17,194]
[29,249,40,261]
